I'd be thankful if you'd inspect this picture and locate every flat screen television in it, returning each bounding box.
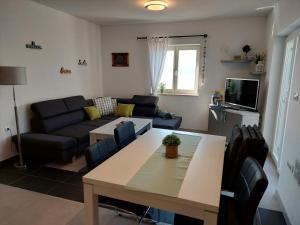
[225,78,260,110]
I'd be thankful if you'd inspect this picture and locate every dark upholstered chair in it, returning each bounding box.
[222,125,269,191]
[222,125,243,190]
[174,157,268,225]
[114,121,137,150]
[85,138,150,224]
[85,138,118,171]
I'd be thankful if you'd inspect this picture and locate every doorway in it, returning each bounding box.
[272,34,298,168]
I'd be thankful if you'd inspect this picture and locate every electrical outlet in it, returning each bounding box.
[4,126,10,132]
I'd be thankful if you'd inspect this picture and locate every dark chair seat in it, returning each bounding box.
[174,157,268,225]
[152,116,182,130]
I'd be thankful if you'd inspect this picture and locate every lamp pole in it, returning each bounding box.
[13,86,26,169]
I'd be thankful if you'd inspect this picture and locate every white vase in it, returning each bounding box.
[256,61,264,73]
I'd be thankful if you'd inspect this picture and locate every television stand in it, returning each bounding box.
[208,104,260,140]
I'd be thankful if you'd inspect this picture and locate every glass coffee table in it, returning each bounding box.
[89,117,152,145]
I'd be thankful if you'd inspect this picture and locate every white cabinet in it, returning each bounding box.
[208,105,260,140]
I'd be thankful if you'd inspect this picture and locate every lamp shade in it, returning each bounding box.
[0,66,27,85]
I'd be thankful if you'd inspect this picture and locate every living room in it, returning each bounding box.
[0,0,299,225]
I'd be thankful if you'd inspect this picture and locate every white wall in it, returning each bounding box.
[101,17,267,130]
[262,0,300,150]
[261,10,285,150]
[0,0,103,161]
[261,2,300,225]
[276,0,300,35]
[277,28,300,225]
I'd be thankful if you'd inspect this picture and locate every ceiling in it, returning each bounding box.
[33,0,275,26]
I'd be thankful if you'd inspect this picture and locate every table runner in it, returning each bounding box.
[126,133,201,197]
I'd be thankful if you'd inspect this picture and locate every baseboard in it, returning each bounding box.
[0,155,18,167]
[275,190,292,225]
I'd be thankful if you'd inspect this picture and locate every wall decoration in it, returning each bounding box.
[25,41,42,49]
[60,67,72,74]
[78,59,87,66]
[112,53,129,67]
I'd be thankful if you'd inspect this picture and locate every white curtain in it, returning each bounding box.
[147,36,169,94]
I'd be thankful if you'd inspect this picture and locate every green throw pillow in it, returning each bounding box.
[84,106,101,120]
[115,104,135,117]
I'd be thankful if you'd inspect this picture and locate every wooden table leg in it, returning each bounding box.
[84,183,99,225]
[203,211,218,225]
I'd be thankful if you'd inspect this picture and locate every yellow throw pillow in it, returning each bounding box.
[115,104,134,117]
[128,104,135,117]
[84,106,101,120]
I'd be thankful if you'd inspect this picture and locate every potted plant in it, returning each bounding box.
[242,45,251,59]
[162,134,181,158]
[159,82,166,94]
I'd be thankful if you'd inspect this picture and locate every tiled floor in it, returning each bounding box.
[0,184,83,225]
[0,161,84,202]
[0,157,287,225]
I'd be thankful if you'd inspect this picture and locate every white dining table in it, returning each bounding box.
[83,128,226,225]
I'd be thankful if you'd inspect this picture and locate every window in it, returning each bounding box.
[160,45,201,95]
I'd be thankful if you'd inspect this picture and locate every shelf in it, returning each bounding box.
[250,72,266,75]
[221,59,252,63]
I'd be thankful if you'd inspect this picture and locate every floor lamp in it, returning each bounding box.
[0,66,27,169]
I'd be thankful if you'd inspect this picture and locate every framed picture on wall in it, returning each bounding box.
[112,53,129,67]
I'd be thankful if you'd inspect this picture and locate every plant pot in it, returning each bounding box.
[165,145,178,158]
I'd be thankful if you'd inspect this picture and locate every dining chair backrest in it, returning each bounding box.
[234,157,268,225]
[85,138,118,171]
[114,121,137,150]
[226,125,269,191]
[249,125,269,166]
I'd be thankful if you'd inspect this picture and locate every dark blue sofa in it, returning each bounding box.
[19,95,182,162]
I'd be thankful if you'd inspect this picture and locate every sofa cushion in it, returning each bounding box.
[40,111,86,133]
[132,95,158,106]
[19,133,77,162]
[84,106,101,120]
[133,105,158,117]
[80,119,112,128]
[101,115,119,121]
[51,124,94,145]
[111,98,117,112]
[115,104,133,117]
[152,116,182,130]
[31,99,68,119]
[63,95,88,111]
[93,97,114,116]
[117,98,134,104]
[20,133,76,150]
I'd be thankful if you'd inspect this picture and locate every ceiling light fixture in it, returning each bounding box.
[256,5,274,11]
[144,0,168,11]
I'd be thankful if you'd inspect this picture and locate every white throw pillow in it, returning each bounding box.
[93,97,114,116]
[111,98,117,113]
